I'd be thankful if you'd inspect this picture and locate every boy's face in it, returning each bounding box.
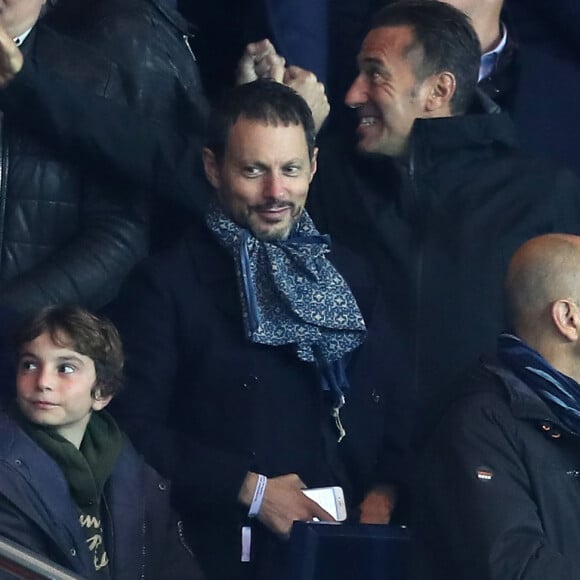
[16,331,111,447]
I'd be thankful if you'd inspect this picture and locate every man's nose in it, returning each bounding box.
[263,172,286,200]
[345,74,368,108]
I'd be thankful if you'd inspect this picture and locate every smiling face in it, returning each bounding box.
[16,331,111,448]
[345,25,436,157]
[203,115,318,241]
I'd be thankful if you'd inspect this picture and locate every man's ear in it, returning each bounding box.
[202,147,221,189]
[309,147,319,183]
[424,71,456,115]
[551,299,580,342]
[91,386,113,412]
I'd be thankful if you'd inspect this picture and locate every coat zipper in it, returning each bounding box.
[407,139,423,394]
[182,34,197,62]
[177,520,196,559]
[140,518,147,580]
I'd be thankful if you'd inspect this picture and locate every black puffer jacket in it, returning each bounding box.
[0,23,147,315]
[309,107,580,424]
[413,356,580,579]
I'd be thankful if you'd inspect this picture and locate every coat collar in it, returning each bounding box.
[0,411,94,571]
[480,356,574,435]
[409,109,518,170]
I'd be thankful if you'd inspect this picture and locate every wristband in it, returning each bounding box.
[248,474,267,518]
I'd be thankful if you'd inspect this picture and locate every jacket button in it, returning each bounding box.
[541,423,552,431]
[551,432,562,439]
[158,482,168,491]
[14,459,22,466]
[70,548,76,557]
[371,389,381,404]
[243,375,259,389]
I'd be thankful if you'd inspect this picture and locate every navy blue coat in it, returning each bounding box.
[476,3,580,176]
[0,411,202,579]
[487,37,580,177]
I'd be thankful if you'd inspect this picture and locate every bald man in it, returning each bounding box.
[412,233,580,580]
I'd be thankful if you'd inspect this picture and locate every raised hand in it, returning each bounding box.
[283,66,330,133]
[236,39,285,85]
[0,24,23,88]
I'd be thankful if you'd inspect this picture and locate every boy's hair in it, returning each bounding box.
[14,305,124,398]
[206,78,317,163]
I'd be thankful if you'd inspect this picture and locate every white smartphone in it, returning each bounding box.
[302,486,347,521]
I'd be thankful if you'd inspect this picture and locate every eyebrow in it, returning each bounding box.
[18,352,86,366]
[55,356,86,366]
[242,161,268,168]
[359,57,392,76]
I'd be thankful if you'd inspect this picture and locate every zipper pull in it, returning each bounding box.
[332,407,346,442]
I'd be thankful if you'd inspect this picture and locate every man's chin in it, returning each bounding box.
[252,226,291,242]
[250,218,297,242]
[355,136,379,154]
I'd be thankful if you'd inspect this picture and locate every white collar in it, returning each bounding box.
[479,24,508,81]
[14,27,33,47]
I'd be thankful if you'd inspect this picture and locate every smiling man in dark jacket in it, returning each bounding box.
[413,233,580,579]
[308,0,580,434]
[105,80,401,580]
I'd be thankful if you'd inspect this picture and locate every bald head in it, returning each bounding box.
[506,234,580,340]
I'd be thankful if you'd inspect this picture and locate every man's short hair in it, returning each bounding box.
[206,79,316,162]
[371,0,481,114]
[14,305,124,398]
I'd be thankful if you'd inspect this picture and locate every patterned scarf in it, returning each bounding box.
[206,203,367,409]
[498,333,580,436]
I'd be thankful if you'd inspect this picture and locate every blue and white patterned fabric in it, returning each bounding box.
[206,203,367,407]
[498,333,580,436]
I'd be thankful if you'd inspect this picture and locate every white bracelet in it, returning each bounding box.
[248,474,267,518]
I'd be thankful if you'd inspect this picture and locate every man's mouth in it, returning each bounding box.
[252,203,295,220]
[359,116,379,127]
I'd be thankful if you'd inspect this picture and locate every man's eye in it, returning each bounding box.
[244,167,262,177]
[284,166,301,176]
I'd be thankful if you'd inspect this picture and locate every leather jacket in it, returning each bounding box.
[47,0,210,250]
[48,0,209,137]
[0,23,148,315]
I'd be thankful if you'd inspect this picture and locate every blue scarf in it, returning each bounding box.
[498,333,580,435]
[206,203,367,411]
